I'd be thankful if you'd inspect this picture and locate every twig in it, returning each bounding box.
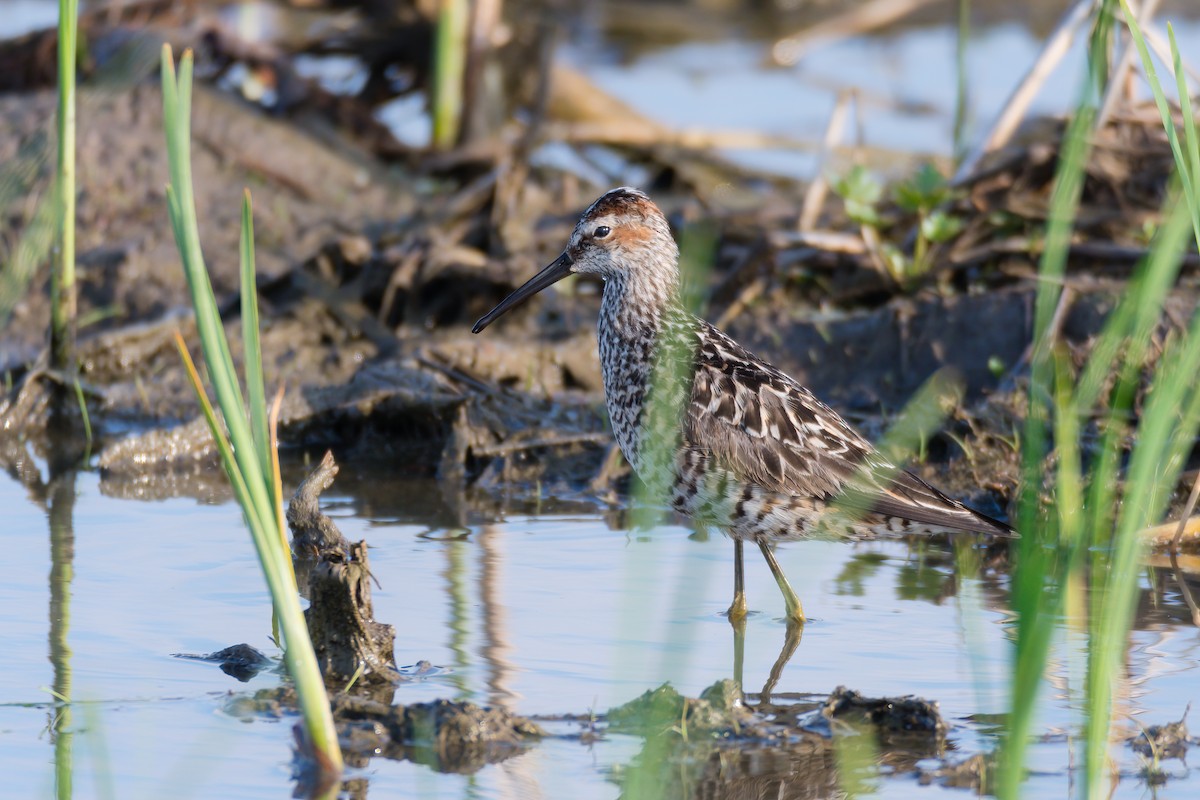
[473,432,610,457]
[770,0,943,66]
[714,276,766,331]
[417,352,502,397]
[1168,549,1200,627]
[956,0,1098,182]
[769,229,868,255]
[589,442,627,497]
[800,91,853,231]
[1171,468,1200,554]
[544,121,947,166]
[1139,514,1200,549]
[1143,22,1200,87]
[1097,0,1164,129]
[949,238,1200,269]
[999,285,1076,391]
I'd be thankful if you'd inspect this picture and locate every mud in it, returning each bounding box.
[173,643,276,683]
[598,682,953,799]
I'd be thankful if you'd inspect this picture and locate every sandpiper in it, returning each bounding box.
[473,187,1014,624]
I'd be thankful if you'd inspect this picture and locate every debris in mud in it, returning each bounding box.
[821,685,948,743]
[1130,707,1193,761]
[173,643,275,682]
[331,694,544,773]
[605,680,766,739]
[287,452,397,688]
[603,681,958,799]
[918,752,993,792]
[305,540,399,688]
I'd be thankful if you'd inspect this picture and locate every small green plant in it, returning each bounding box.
[832,164,964,287]
[894,163,966,271]
[160,46,342,782]
[833,165,883,227]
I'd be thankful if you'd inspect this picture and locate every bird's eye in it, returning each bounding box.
[593,225,611,239]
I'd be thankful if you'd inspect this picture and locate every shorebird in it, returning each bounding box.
[473,187,1014,624]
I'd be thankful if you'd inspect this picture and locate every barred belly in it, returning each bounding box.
[667,449,917,542]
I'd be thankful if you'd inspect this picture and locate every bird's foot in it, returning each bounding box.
[726,590,748,625]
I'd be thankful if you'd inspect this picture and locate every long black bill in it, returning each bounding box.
[472,251,574,333]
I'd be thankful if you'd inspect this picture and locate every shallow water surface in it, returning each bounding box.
[3,467,1199,798]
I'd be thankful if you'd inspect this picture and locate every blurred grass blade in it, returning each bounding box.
[1168,23,1200,249]
[1084,198,1195,797]
[1120,0,1200,247]
[432,0,468,149]
[1,194,57,327]
[1000,57,1096,798]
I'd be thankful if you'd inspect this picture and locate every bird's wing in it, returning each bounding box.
[683,322,1014,536]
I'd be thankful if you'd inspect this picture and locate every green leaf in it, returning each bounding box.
[880,244,914,282]
[844,199,881,226]
[895,163,951,211]
[240,191,272,497]
[833,166,882,207]
[921,210,965,243]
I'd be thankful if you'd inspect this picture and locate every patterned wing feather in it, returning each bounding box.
[684,322,1014,537]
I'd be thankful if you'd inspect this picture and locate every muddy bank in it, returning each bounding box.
[1,2,1198,537]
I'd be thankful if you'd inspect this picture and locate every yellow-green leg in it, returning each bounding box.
[727,538,748,623]
[760,620,803,705]
[758,540,805,624]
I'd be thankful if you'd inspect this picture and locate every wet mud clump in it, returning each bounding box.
[820,685,948,746]
[602,681,953,800]
[172,643,276,683]
[333,694,544,773]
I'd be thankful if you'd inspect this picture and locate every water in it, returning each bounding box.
[3,467,1198,798]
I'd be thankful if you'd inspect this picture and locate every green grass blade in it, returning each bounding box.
[71,377,92,451]
[0,190,57,327]
[51,0,79,373]
[1052,353,1083,549]
[1120,1,1200,240]
[1086,0,1117,100]
[161,45,342,777]
[174,332,266,540]
[1073,220,1186,417]
[1167,23,1200,252]
[268,386,296,585]
[161,50,264,509]
[240,191,272,496]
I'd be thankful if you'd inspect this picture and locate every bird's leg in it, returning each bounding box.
[757,540,805,624]
[731,611,746,694]
[760,619,803,706]
[727,538,748,624]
